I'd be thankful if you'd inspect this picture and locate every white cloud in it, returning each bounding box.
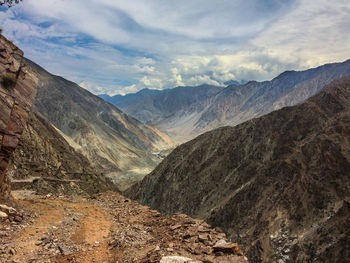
[115,84,137,96]
[252,0,350,70]
[134,64,155,74]
[0,0,349,95]
[102,0,292,39]
[187,75,221,87]
[137,57,155,65]
[79,81,106,94]
[140,76,163,90]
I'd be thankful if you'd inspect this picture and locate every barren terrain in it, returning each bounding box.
[0,191,248,263]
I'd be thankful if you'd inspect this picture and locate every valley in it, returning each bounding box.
[1,2,350,261]
[0,34,248,263]
[128,77,350,262]
[8,111,117,196]
[101,60,350,143]
[25,59,174,190]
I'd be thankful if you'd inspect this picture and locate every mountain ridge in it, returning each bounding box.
[128,76,350,263]
[8,111,117,195]
[155,59,350,143]
[100,84,224,125]
[24,58,173,190]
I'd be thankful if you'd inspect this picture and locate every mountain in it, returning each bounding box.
[224,79,249,86]
[100,84,224,125]
[0,34,247,263]
[100,88,168,107]
[25,59,173,190]
[99,88,168,124]
[8,112,116,195]
[155,60,350,143]
[128,77,350,262]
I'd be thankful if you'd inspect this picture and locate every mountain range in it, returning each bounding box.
[25,59,173,190]
[102,60,350,143]
[1,33,350,263]
[128,76,350,262]
[100,84,224,125]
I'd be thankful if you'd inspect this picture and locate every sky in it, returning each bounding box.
[1,0,350,96]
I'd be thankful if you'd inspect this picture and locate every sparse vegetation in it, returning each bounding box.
[2,74,17,89]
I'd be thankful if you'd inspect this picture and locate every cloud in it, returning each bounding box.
[252,0,350,69]
[139,76,163,90]
[0,0,349,95]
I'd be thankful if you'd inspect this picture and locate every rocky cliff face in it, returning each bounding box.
[0,35,38,198]
[156,60,350,143]
[25,59,173,190]
[7,112,117,196]
[129,77,350,263]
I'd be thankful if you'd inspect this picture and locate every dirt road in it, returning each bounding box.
[1,192,113,263]
[0,191,248,263]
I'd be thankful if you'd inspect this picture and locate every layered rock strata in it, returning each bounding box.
[0,35,38,197]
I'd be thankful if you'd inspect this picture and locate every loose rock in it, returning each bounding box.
[160,256,195,263]
[0,211,8,219]
[213,240,243,255]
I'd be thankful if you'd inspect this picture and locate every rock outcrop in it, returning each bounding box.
[0,35,38,198]
[128,77,350,262]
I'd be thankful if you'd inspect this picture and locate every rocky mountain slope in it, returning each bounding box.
[100,84,224,125]
[155,60,350,143]
[7,112,116,196]
[0,191,248,263]
[128,77,350,262]
[100,88,167,124]
[0,34,248,263]
[25,59,173,190]
[0,34,38,198]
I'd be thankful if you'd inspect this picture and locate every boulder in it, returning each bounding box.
[213,239,242,255]
[0,211,8,219]
[0,204,17,214]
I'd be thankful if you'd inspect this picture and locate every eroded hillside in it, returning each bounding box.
[129,77,350,262]
[25,59,173,190]
[0,37,248,263]
[8,112,116,196]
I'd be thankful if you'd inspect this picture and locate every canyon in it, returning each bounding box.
[129,77,350,262]
[1,32,349,263]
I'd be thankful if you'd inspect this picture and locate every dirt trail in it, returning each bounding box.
[0,191,248,263]
[0,193,114,263]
